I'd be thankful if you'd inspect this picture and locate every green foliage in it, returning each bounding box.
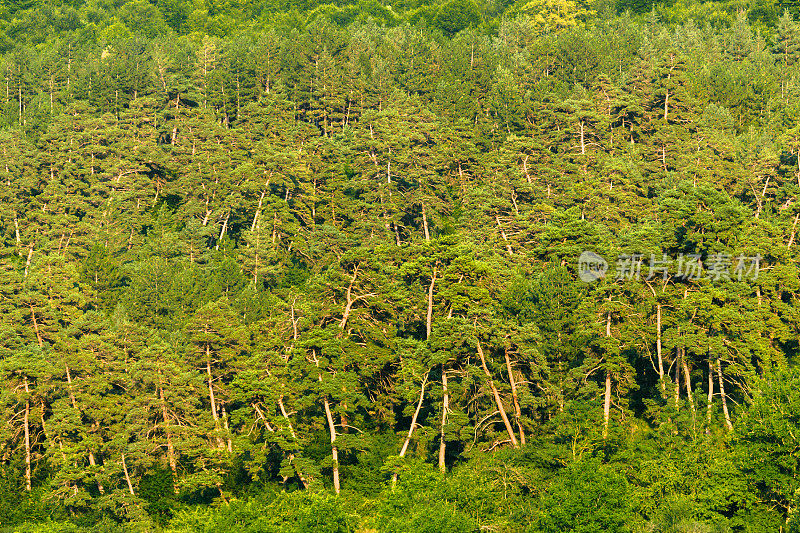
[530,459,637,533]
[0,1,799,531]
[433,0,482,34]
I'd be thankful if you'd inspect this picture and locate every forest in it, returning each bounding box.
[2,0,800,530]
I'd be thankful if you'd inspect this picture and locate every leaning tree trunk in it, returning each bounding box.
[504,347,525,445]
[393,373,428,488]
[477,341,518,448]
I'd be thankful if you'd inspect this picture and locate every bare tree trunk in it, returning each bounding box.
[23,378,31,492]
[121,454,135,495]
[23,246,33,279]
[603,312,612,439]
[717,360,733,431]
[656,302,665,391]
[30,304,42,346]
[495,215,513,255]
[682,356,695,417]
[579,121,586,154]
[439,369,449,473]
[66,364,105,494]
[323,395,340,494]
[277,397,310,489]
[427,268,436,339]
[392,373,428,488]
[215,212,229,250]
[13,212,21,254]
[422,203,430,242]
[504,347,525,445]
[477,341,518,447]
[707,359,714,427]
[206,349,225,449]
[159,386,178,492]
[788,212,800,249]
[522,154,531,184]
[675,348,681,410]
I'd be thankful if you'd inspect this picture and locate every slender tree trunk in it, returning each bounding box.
[159,386,178,492]
[788,212,800,249]
[66,364,105,493]
[675,348,681,410]
[656,302,665,391]
[504,347,525,445]
[206,349,225,449]
[707,359,714,427]
[422,203,430,242]
[439,368,449,473]
[30,304,42,346]
[392,373,428,488]
[522,154,531,184]
[23,377,31,492]
[222,403,233,452]
[121,454,135,495]
[312,348,340,493]
[13,212,21,254]
[495,215,513,255]
[579,121,586,154]
[215,212,229,250]
[603,312,612,439]
[323,395,339,494]
[427,268,436,339]
[717,360,733,431]
[477,341,518,447]
[23,246,33,279]
[277,396,310,489]
[251,188,267,231]
[682,356,695,417]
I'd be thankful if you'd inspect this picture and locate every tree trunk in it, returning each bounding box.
[603,369,611,439]
[707,359,714,427]
[30,304,42,346]
[121,454,135,495]
[682,356,695,418]
[206,350,225,449]
[323,395,340,494]
[476,341,518,448]
[656,302,665,392]
[439,368,449,473]
[159,386,178,492]
[278,397,310,489]
[23,377,31,492]
[495,215,513,255]
[602,312,612,439]
[215,212,229,250]
[675,349,681,410]
[392,373,428,488]
[504,347,525,445]
[427,268,436,339]
[422,203,430,242]
[66,364,105,494]
[788,212,800,249]
[717,360,733,431]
